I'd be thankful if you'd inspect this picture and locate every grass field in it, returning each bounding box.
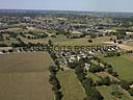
[6,27,24,32]
[57,70,86,100]
[6,27,46,34]
[97,85,133,100]
[55,36,113,46]
[19,36,49,44]
[0,52,53,100]
[101,55,133,81]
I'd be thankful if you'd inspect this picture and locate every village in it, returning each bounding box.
[0,10,133,100]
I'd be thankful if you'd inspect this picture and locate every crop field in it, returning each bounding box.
[57,70,86,100]
[101,55,133,82]
[0,52,53,100]
[97,85,133,100]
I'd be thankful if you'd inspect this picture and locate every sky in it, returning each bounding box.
[0,0,133,12]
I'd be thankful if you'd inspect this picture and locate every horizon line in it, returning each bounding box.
[0,8,133,14]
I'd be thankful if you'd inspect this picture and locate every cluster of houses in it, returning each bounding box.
[0,47,13,54]
[52,45,120,70]
[91,45,120,54]
[18,16,120,37]
[0,44,120,56]
[0,46,48,54]
[54,50,93,70]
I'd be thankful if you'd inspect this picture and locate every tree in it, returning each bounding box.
[113,39,117,43]
[102,77,111,86]
[84,87,104,100]
[128,88,133,96]
[88,39,93,43]
[110,38,113,41]
[83,78,93,87]
[49,65,58,74]
[90,34,97,38]
[120,80,130,90]
[106,67,113,74]
[48,39,53,46]
[75,65,86,81]
[118,40,123,44]
[49,65,63,100]
[106,64,113,74]
[55,91,63,100]
[111,90,123,98]
[116,52,121,56]
[112,72,119,77]
[89,66,104,73]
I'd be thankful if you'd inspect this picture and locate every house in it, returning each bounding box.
[126,32,133,35]
[130,84,133,88]
[84,63,90,71]
[68,55,76,63]
[0,51,3,54]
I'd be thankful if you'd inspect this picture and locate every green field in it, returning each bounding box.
[19,36,48,44]
[55,36,112,46]
[97,85,133,100]
[0,52,53,100]
[101,55,133,81]
[6,27,46,33]
[57,70,86,100]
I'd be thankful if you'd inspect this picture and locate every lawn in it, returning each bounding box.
[0,52,54,100]
[57,70,86,100]
[101,55,133,81]
[97,85,133,100]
